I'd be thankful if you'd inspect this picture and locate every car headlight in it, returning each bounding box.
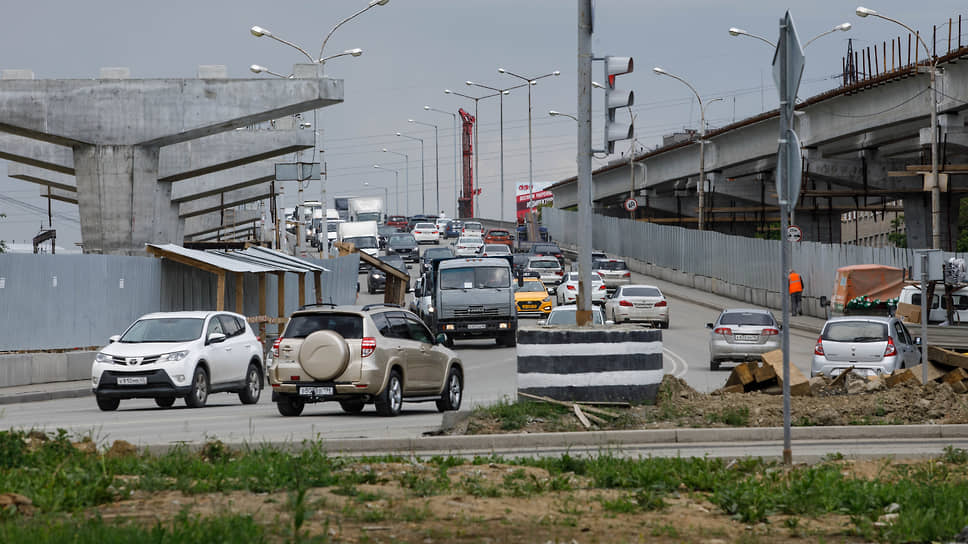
[428,306,435,313]
[95,353,113,364]
[542,296,551,303]
[372,273,381,279]
[158,350,190,363]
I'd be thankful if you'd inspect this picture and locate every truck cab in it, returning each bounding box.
[418,257,517,347]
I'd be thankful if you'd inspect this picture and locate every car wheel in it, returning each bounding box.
[155,396,176,408]
[436,367,463,412]
[276,395,305,417]
[96,396,120,411]
[238,364,262,405]
[375,370,403,417]
[339,399,366,413]
[185,366,209,408]
[709,360,720,371]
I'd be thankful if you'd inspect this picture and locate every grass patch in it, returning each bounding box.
[0,512,266,543]
[705,406,750,426]
[470,398,570,431]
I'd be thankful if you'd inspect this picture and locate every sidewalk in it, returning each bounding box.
[0,379,91,405]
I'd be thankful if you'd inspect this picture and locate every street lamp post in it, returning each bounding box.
[856,6,940,250]
[373,165,399,215]
[409,118,441,216]
[548,110,578,121]
[729,22,851,48]
[424,105,459,217]
[444,88,514,217]
[382,148,409,216]
[652,67,720,231]
[396,132,425,214]
[499,68,560,235]
[466,80,529,222]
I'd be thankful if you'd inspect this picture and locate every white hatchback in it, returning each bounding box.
[454,236,484,256]
[91,311,264,411]
[556,271,607,305]
[412,222,441,244]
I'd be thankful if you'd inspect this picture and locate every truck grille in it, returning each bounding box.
[452,305,501,317]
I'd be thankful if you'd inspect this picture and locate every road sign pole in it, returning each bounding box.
[576,0,594,326]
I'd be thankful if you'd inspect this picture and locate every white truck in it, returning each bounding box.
[347,196,384,224]
[321,209,342,249]
[337,221,380,268]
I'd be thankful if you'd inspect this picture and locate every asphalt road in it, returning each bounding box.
[0,240,817,449]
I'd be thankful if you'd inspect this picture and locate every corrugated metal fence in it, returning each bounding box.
[544,208,966,299]
[0,253,360,351]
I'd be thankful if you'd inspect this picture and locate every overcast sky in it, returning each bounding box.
[1,0,964,249]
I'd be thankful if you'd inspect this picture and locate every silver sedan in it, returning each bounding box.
[603,284,669,328]
[706,308,780,371]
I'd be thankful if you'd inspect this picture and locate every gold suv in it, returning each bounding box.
[268,303,463,417]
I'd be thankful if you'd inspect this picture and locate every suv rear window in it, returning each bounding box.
[284,313,363,339]
[595,260,628,271]
[621,287,660,297]
[532,244,560,253]
[719,312,775,326]
[528,260,560,269]
[822,321,888,342]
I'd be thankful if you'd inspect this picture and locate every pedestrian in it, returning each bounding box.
[789,269,804,315]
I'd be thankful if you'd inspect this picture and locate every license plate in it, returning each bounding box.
[734,334,758,341]
[467,323,487,330]
[635,303,653,308]
[299,386,334,396]
[117,376,147,385]
[521,303,538,309]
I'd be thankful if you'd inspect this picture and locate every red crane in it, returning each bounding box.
[458,108,476,218]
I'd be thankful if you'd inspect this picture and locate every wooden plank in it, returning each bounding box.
[907,362,947,385]
[927,345,968,370]
[760,350,811,396]
[753,362,777,383]
[885,369,915,387]
[952,381,968,394]
[216,271,226,311]
[276,271,286,336]
[258,273,267,341]
[720,384,745,394]
[297,272,306,308]
[942,367,968,384]
[314,272,322,304]
[734,363,755,385]
[573,405,592,428]
[829,366,855,388]
[235,272,244,314]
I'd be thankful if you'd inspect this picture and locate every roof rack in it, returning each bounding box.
[361,303,402,312]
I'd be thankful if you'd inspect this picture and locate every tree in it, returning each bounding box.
[888,214,907,248]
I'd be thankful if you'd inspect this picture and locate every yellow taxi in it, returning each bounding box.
[514,276,553,317]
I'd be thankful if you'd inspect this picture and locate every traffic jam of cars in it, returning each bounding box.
[92,217,887,416]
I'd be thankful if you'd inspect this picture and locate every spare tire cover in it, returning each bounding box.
[297,330,350,381]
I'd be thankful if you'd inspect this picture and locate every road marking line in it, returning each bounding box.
[663,347,688,379]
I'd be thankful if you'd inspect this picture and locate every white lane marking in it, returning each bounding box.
[663,347,688,379]
[517,341,662,357]
[518,369,664,388]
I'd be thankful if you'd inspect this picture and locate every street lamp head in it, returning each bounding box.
[249,64,266,74]
[382,148,389,152]
[407,119,415,123]
[728,27,745,36]
[373,165,380,169]
[652,67,667,75]
[552,70,561,76]
[549,110,561,116]
[250,25,270,37]
[345,48,363,56]
[368,0,389,6]
[856,6,876,17]
[835,22,852,31]
[395,132,402,136]
[591,81,604,88]
[497,68,506,74]
[423,105,430,110]
[465,80,474,86]
[502,90,510,95]
[444,89,452,94]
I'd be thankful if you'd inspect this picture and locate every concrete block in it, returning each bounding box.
[30,353,68,384]
[67,352,96,381]
[0,356,33,387]
[1,69,34,80]
[99,67,130,79]
[197,65,228,79]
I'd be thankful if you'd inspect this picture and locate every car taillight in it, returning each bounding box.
[814,336,824,356]
[714,327,732,335]
[619,300,634,307]
[884,336,897,357]
[271,337,282,357]
[655,300,668,307]
[761,328,779,336]
[556,270,564,276]
[361,337,377,358]
[599,284,606,290]
[566,285,576,290]
[622,272,631,277]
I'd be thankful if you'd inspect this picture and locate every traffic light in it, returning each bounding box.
[604,56,634,154]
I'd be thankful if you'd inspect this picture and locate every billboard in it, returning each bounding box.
[515,182,554,222]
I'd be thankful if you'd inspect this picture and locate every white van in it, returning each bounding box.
[898,285,968,324]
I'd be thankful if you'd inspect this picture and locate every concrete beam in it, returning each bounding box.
[0,75,342,147]
[184,209,261,238]
[178,183,276,218]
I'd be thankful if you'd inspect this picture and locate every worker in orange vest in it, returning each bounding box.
[789,269,804,315]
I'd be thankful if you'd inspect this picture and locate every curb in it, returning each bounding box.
[0,386,92,405]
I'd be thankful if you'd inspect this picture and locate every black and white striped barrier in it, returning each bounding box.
[516,327,663,403]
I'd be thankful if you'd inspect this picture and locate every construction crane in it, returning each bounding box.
[458,108,477,219]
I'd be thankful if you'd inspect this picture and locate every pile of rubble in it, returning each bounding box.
[717,346,968,397]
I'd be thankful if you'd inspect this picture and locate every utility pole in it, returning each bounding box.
[577,0,593,326]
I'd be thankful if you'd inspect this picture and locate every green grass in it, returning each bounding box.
[2,429,968,543]
[470,398,570,431]
[705,406,751,426]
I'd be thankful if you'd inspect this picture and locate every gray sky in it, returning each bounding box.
[1,0,964,249]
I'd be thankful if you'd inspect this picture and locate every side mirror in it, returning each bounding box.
[820,295,830,307]
[208,332,227,344]
[705,323,714,329]
[109,335,121,344]
[549,287,557,296]
[435,333,449,345]
[915,337,922,345]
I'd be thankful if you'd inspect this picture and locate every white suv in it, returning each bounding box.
[91,311,264,411]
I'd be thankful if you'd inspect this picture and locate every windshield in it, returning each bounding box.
[440,266,510,289]
[566,272,601,283]
[516,281,547,293]
[344,236,378,249]
[120,317,203,343]
[528,260,559,269]
[424,248,454,260]
[415,223,436,229]
[388,235,416,247]
[719,312,775,326]
[822,321,888,342]
[464,222,483,230]
[621,287,661,297]
[533,244,560,253]
[595,260,628,271]
[284,313,363,339]
[327,223,340,232]
[356,212,381,222]
[547,309,604,325]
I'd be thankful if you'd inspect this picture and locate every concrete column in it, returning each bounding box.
[904,191,956,250]
[73,145,180,254]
